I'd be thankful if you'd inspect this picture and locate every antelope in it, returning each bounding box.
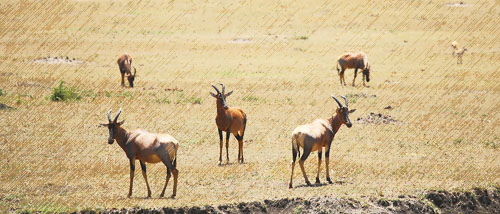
[336,52,371,87]
[456,47,467,64]
[100,108,179,198]
[289,95,355,188]
[210,83,247,165]
[117,54,136,87]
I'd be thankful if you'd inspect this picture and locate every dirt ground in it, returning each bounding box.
[0,0,499,213]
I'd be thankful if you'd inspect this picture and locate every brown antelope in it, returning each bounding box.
[210,83,247,165]
[289,95,355,188]
[100,108,179,198]
[117,54,136,87]
[336,52,371,87]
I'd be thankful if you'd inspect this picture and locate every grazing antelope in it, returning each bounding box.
[289,95,355,188]
[100,108,179,198]
[336,52,371,87]
[117,54,136,87]
[210,83,247,165]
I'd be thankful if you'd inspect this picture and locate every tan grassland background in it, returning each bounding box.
[0,0,499,212]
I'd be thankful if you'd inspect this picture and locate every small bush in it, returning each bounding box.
[0,89,4,96]
[50,81,82,102]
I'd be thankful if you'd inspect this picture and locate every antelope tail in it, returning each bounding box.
[292,135,301,159]
[336,60,340,74]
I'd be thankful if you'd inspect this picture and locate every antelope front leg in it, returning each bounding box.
[139,161,152,198]
[128,158,135,198]
[325,146,333,184]
[225,128,231,163]
[218,129,223,165]
[121,73,125,87]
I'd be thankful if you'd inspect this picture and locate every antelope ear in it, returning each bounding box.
[336,108,341,113]
[210,92,217,98]
[225,91,233,97]
[118,120,125,125]
[348,109,356,113]
[99,123,108,127]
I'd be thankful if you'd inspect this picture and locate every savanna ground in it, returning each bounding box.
[1,0,499,213]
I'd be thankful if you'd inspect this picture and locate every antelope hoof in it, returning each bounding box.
[127,194,131,198]
[170,194,176,199]
[160,193,164,198]
[315,177,320,184]
[306,181,312,186]
[289,183,293,189]
[327,177,333,184]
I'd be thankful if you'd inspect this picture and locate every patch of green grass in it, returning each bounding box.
[116,91,134,99]
[484,137,499,149]
[293,205,303,214]
[0,89,4,96]
[453,138,463,145]
[49,81,82,102]
[242,95,259,102]
[295,35,308,40]
[155,97,171,104]
[187,97,203,104]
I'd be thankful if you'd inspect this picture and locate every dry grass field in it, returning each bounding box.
[1,0,499,212]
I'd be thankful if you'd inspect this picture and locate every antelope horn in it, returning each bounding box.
[107,109,112,122]
[113,108,122,123]
[219,83,225,94]
[211,83,221,94]
[341,95,348,108]
[331,95,343,108]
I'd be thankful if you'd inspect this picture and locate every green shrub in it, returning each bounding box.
[0,89,4,96]
[50,81,82,102]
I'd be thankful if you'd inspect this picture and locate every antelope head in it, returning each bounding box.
[100,108,125,144]
[125,67,137,87]
[363,63,371,82]
[210,83,233,110]
[331,95,356,128]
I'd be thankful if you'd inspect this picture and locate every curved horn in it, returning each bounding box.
[211,83,221,94]
[219,83,225,94]
[107,109,112,122]
[113,108,122,123]
[331,95,343,108]
[341,95,348,108]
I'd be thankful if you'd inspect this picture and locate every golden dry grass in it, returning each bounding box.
[1,0,499,212]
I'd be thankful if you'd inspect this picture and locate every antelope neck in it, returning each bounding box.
[114,126,130,152]
[328,114,343,134]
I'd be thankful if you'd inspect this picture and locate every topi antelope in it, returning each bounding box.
[100,108,179,198]
[117,54,137,87]
[289,95,355,188]
[336,52,371,87]
[210,83,247,165]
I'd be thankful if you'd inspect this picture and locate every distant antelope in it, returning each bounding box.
[456,47,467,64]
[117,54,136,87]
[210,83,247,165]
[289,95,355,188]
[100,108,179,198]
[336,52,371,87]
